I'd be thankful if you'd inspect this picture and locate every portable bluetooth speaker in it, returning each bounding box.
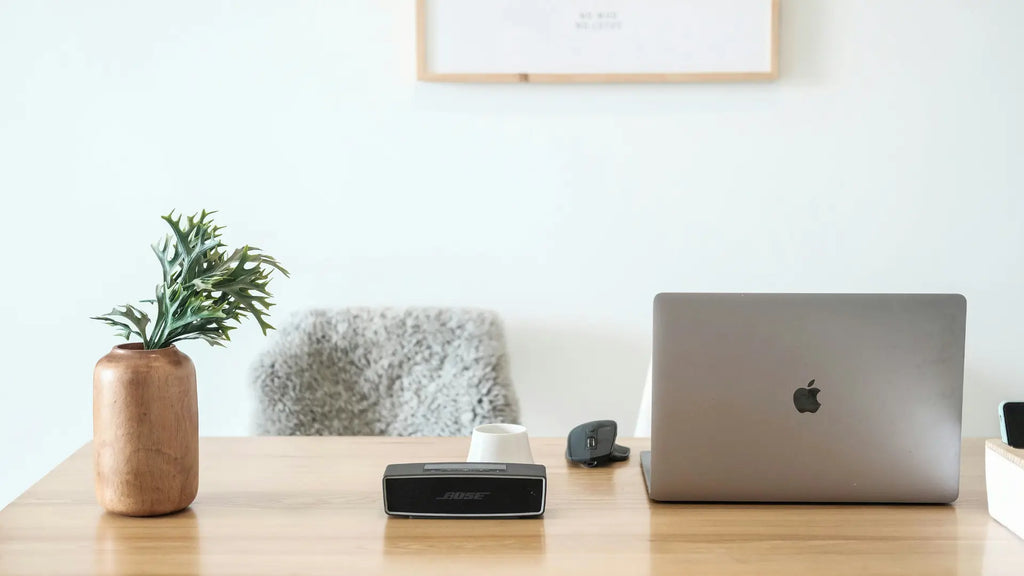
[382,462,546,518]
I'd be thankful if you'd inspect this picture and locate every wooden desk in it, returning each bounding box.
[0,438,1021,575]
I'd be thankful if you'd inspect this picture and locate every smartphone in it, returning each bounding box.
[999,401,1024,448]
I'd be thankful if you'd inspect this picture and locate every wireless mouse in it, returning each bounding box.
[566,420,630,467]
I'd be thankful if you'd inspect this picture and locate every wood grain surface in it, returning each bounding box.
[1,437,1021,575]
[93,343,198,516]
[986,438,1024,469]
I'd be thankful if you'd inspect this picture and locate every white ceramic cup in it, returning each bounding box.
[466,423,534,464]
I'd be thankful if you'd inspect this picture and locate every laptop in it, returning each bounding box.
[641,293,967,503]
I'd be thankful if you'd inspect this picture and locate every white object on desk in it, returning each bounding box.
[467,423,534,464]
[634,358,653,437]
[986,439,1024,540]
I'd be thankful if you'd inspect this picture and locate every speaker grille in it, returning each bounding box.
[384,475,545,517]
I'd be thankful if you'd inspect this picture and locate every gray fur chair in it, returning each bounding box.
[251,308,521,436]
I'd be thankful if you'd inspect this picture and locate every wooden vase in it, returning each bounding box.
[93,343,199,516]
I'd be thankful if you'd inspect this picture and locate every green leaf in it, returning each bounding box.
[90,316,137,341]
[93,210,288,349]
[91,304,153,346]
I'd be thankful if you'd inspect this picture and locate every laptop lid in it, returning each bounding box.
[647,293,966,503]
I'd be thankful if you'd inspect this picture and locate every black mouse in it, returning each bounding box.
[566,420,630,467]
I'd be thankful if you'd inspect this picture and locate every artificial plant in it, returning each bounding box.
[92,210,289,349]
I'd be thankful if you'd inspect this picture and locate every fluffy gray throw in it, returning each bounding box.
[252,308,521,436]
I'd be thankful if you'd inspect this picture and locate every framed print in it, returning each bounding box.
[417,0,779,83]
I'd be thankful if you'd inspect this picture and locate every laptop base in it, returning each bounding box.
[640,450,653,497]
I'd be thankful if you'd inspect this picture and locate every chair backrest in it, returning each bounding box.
[251,308,521,436]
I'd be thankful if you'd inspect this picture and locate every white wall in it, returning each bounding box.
[1,0,1022,508]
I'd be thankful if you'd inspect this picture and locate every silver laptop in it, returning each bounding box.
[641,293,966,503]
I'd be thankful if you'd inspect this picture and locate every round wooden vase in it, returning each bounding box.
[93,343,199,516]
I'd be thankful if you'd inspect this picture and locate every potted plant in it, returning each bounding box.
[91,210,288,516]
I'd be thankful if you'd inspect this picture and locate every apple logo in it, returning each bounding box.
[793,379,822,413]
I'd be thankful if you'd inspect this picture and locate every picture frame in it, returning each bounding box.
[417,0,780,83]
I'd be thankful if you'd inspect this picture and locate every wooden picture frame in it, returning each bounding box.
[417,0,779,83]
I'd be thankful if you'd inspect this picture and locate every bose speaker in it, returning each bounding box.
[382,462,546,518]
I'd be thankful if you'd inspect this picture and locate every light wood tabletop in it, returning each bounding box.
[0,437,1021,575]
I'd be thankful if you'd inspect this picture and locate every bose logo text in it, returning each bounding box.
[435,491,490,501]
